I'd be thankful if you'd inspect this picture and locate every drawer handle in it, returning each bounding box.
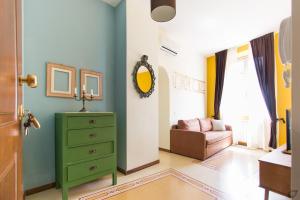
[89,149,97,154]
[89,133,96,138]
[89,166,97,171]
[89,120,95,124]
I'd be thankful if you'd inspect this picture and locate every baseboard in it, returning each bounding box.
[159,147,170,152]
[24,182,56,196]
[117,167,127,174]
[118,160,160,175]
[126,160,160,175]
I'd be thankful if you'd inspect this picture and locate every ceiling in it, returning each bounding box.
[101,0,121,7]
[159,0,291,55]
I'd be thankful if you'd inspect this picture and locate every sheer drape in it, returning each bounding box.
[247,45,271,150]
[221,46,271,150]
[220,48,240,145]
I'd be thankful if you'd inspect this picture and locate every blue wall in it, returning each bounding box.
[114,0,127,170]
[23,0,116,190]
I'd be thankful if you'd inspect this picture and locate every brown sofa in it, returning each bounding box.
[170,118,232,160]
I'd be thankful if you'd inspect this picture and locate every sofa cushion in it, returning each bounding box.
[178,118,200,131]
[211,119,226,131]
[205,131,232,145]
[199,118,212,132]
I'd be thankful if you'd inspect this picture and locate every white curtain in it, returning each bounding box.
[221,45,271,150]
[221,48,241,145]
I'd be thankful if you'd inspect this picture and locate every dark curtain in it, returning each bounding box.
[250,32,277,148]
[214,49,228,119]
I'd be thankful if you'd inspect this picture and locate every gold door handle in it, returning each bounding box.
[18,74,38,88]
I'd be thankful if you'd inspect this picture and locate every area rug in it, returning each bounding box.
[79,169,226,200]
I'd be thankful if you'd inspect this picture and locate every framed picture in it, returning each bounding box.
[46,62,76,98]
[80,69,103,100]
[173,72,206,94]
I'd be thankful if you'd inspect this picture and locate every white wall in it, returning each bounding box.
[126,0,159,170]
[125,0,206,163]
[158,66,171,150]
[158,32,206,150]
[292,0,300,198]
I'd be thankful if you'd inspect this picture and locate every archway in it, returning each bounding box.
[158,66,171,150]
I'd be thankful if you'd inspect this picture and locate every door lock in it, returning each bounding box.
[23,112,41,136]
[18,104,25,120]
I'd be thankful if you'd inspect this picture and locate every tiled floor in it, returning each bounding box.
[26,146,290,200]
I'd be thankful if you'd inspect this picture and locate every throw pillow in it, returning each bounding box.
[199,118,213,132]
[211,119,226,131]
[178,118,201,131]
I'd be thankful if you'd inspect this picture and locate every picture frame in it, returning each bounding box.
[80,69,103,100]
[173,72,206,94]
[46,62,76,98]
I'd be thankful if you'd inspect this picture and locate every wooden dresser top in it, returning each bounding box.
[259,145,291,168]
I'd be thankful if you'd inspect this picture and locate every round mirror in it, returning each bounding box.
[133,55,156,98]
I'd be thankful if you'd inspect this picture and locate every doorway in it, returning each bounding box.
[158,66,171,150]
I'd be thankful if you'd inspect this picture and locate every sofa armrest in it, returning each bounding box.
[170,129,206,160]
[225,125,232,131]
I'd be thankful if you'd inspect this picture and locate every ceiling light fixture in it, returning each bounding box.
[151,0,176,22]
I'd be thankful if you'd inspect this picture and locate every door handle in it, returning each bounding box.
[18,74,38,88]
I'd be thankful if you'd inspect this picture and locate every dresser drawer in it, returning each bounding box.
[67,116,114,129]
[259,161,291,196]
[67,127,115,147]
[67,156,114,182]
[65,142,114,163]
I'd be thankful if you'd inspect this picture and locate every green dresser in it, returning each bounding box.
[55,112,117,200]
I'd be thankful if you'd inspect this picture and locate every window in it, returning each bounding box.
[221,47,270,149]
